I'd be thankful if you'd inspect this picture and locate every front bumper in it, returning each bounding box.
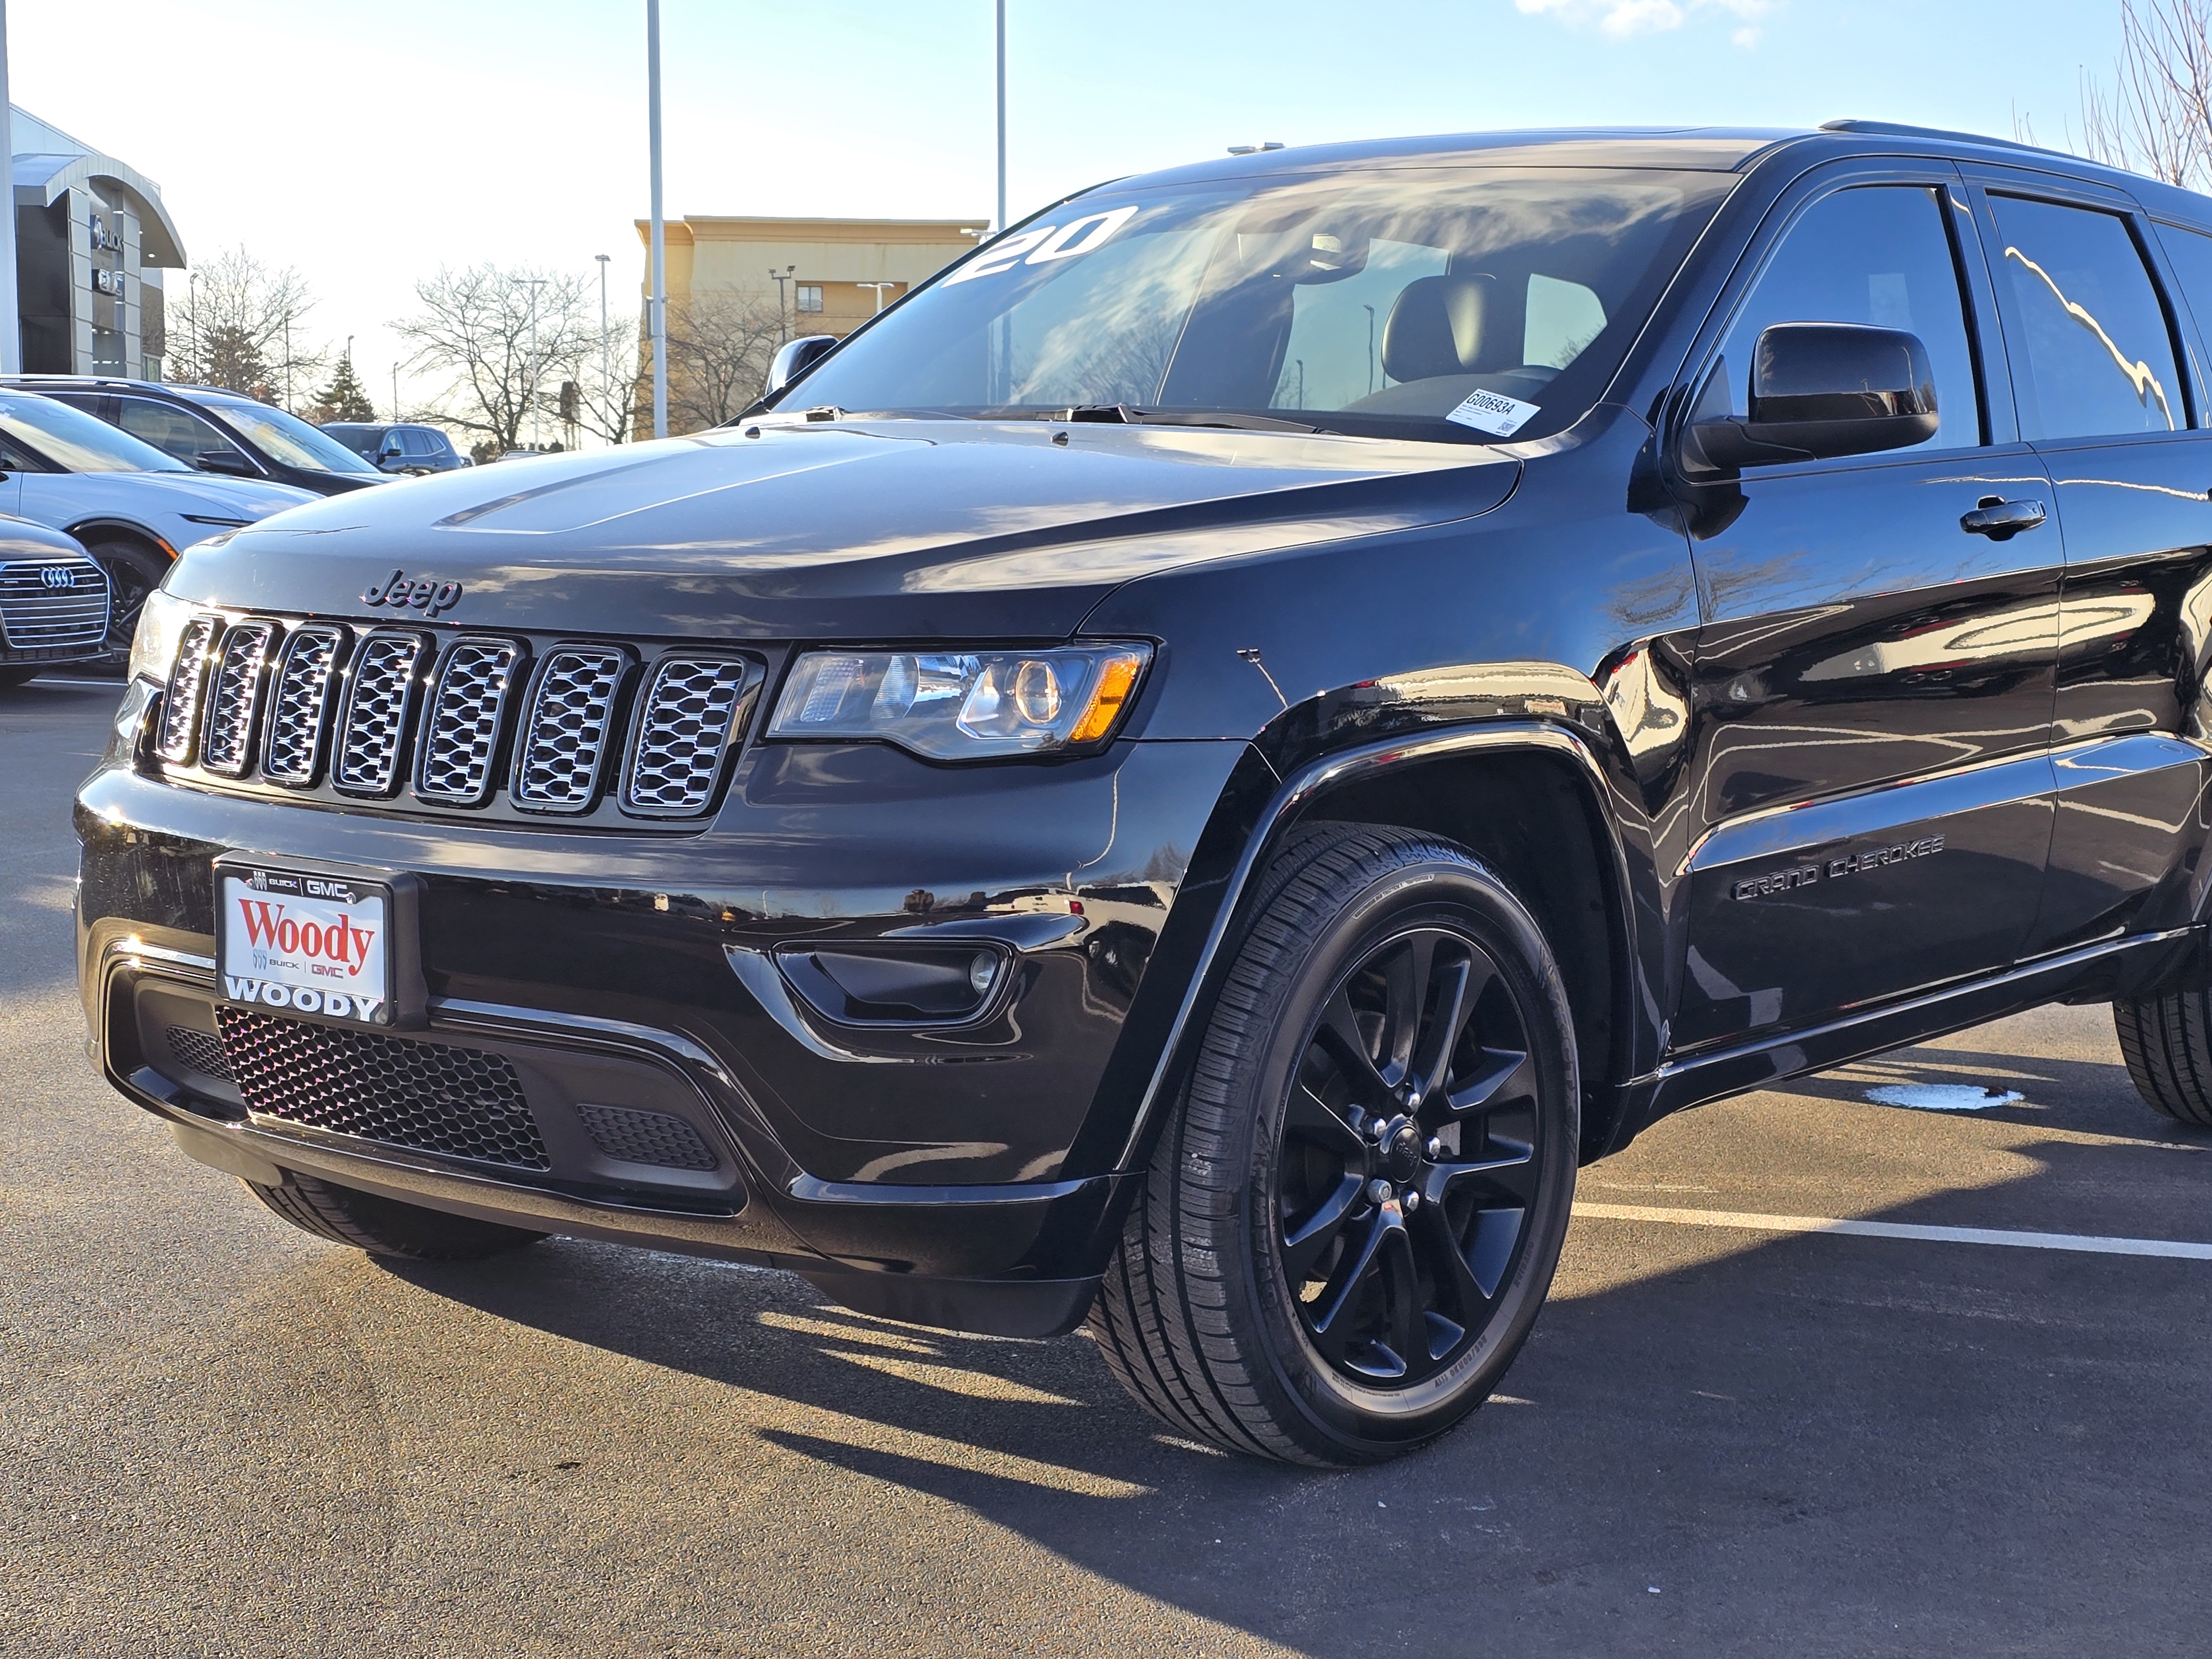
[77,699,1254,1335]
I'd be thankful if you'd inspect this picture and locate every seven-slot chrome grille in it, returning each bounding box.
[0,555,110,649]
[149,614,760,826]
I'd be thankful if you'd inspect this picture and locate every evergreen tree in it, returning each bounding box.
[308,356,378,424]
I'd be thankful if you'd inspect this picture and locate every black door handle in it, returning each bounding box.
[1960,497,2047,539]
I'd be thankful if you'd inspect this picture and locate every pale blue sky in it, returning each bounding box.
[13,0,2131,415]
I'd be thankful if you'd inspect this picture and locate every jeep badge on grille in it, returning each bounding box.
[360,568,463,616]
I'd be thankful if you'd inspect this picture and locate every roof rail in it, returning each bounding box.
[1818,118,2043,155]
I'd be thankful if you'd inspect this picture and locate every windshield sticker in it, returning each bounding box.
[943,205,1141,284]
[1445,389,1541,438]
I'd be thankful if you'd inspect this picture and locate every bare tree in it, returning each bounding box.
[2020,0,2212,189]
[562,308,646,446]
[394,264,592,452]
[167,246,325,408]
[660,289,787,434]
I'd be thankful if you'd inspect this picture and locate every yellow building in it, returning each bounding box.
[633,215,987,431]
[651,215,988,333]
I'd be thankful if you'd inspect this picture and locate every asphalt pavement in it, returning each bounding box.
[7,676,2212,1658]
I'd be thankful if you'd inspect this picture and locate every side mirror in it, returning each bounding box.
[765,334,838,398]
[378,453,410,472]
[195,447,255,477]
[1687,323,1938,471]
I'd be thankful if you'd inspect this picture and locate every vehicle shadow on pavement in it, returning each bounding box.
[379,1120,2212,1656]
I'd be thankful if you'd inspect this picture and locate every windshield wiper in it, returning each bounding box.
[1057,405,1320,434]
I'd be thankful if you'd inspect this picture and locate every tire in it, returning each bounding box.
[2113,993,2212,1126]
[82,537,169,661]
[244,1172,549,1260]
[1090,821,1580,1466]
[0,665,37,688]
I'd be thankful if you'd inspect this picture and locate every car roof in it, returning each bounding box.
[1088,121,2212,226]
[0,374,254,406]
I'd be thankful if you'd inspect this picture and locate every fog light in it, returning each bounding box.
[968,951,999,995]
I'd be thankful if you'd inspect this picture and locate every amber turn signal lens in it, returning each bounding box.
[1067,651,1144,745]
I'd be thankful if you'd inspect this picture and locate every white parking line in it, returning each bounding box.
[1573,1201,2212,1261]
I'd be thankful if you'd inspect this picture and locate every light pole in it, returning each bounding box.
[769,266,794,343]
[995,0,1006,233]
[0,2,17,374]
[189,272,199,378]
[523,276,546,451]
[858,281,896,315]
[647,0,667,440]
[595,253,611,443]
[283,316,292,410]
[390,363,400,423]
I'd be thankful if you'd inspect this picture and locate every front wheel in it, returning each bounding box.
[1090,822,1580,1465]
[84,538,169,662]
[246,1172,549,1261]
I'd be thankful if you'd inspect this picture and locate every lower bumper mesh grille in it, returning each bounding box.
[166,1025,233,1081]
[216,1009,551,1170]
[577,1102,717,1170]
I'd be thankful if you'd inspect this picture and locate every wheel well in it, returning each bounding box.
[67,521,172,562]
[1288,750,1631,1160]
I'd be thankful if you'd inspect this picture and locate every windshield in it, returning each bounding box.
[0,392,188,472]
[323,424,385,459]
[781,168,1730,444]
[205,399,381,474]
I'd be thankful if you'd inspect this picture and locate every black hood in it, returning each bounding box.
[169,420,1518,639]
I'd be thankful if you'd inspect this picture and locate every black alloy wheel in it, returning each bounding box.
[1277,924,1543,1387]
[1090,821,1578,1466]
[85,538,168,663]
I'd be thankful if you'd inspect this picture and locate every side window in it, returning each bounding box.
[399,427,432,456]
[1988,196,2181,440]
[2150,221,2212,429]
[1714,185,1983,452]
[117,398,228,465]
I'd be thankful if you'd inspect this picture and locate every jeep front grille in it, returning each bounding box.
[332,630,427,795]
[154,616,223,764]
[261,625,344,786]
[513,646,631,811]
[622,656,754,815]
[150,616,762,827]
[416,637,521,805]
[0,555,111,649]
[199,619,278,778]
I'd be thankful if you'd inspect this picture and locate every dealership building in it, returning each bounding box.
[11,106,183,379]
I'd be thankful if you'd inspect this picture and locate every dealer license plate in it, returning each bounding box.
[216,864,395,1026]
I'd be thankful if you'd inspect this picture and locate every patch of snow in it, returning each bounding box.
[1864,1083,2023,1112]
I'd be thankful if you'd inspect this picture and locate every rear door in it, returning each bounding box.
[1667,162,2062,1055]
[1965,171,2212,953]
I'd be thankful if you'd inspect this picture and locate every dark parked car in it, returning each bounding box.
[3,377,388,497]
[79,120,2212,1465]
[321,422,470,475]
[0,515,109,686]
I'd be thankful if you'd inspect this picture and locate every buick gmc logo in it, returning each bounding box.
[361,568,464,616]
[39,566,77,590]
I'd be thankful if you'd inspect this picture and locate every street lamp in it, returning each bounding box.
[995,0,1006,233]
[857,281,897,315]
[647,0,667,440]
[523,276,547,451]
[595,254,611,444]
[768,265,795,343]
[390,362,400,424]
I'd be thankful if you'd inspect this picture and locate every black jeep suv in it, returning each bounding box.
[76,121,2212,1466]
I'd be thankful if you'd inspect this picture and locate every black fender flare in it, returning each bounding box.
[1104,717,1642,1177]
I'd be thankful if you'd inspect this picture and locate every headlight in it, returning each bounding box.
[127,586,196,686]
[768,644,1151,759]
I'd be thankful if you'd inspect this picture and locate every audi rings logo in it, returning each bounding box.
[38,566,78,591]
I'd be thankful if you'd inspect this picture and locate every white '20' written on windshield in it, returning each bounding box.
[942,206,1142,284]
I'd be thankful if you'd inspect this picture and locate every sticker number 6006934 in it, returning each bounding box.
[943,205,1142,285]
